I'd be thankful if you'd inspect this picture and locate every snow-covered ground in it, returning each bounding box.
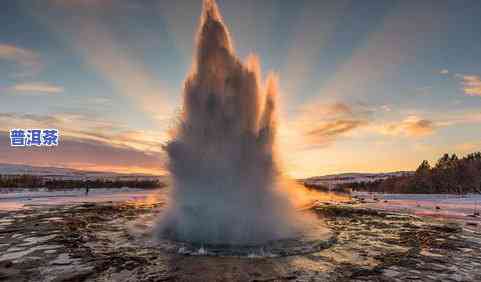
[0,163,168,211]
[354,192,481,230]
[2,184,480,231]
[0,188,166,211]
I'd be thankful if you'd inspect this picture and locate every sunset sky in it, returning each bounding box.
[1,0,481,177]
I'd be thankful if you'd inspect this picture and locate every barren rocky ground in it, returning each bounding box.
[1,200,480,281]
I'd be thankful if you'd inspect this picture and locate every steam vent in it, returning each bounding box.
[157,0,331,251]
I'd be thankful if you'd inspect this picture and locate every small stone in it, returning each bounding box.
[449,273,465,282]
[383,269,399,278]
[51,253,72,265]
[0,260,13,268]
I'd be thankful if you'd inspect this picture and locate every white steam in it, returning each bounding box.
[158,0,304,245]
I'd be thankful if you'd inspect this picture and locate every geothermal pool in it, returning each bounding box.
[0,186,336,257]
[1,193,481,281]
[2,188,480,225]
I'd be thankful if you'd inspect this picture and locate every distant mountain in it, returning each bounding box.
[303,171,413,188]
[0,163,166,181]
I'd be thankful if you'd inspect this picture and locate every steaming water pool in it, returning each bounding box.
[122,206,336,258]
[1,187,337,257]
[153,221,335,257]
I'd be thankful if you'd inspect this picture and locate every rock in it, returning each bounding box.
[449,273,465,282]
[0,260,13,268]
[124,261,138,271]
[2,199,481,281]
[51,268,94,282]
[383,268,400,278]
[437,222,462,233]
[51,253,73,265]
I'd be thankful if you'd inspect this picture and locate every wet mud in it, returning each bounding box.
[1,202,480,281]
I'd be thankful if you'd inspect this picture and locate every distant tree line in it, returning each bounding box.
[345,152,481,194]
[0,175,165,190]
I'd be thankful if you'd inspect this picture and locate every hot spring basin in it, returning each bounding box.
[153,222,335,257]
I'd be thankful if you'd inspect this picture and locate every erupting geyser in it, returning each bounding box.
[158,0,308,246]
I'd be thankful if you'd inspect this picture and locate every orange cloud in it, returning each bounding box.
[0,131,165,175]
[0,44,38,65]
[304,119,367,146]
[379,115,435,137]
[0,43,41,77]
[279,102,371,151]
[0,112,168,154]
[9,82,64,94]
[456,74,481,97]
[302,102,354,117]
